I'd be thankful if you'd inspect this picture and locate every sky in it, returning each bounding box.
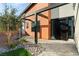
[0,3,30,16]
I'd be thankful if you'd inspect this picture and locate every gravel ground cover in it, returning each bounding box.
[23,41,45,56]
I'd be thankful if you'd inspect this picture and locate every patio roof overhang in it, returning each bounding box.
[24,3,68,18]
[19,3,36,17]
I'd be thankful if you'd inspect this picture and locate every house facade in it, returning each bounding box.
[20,3,79,53]
[21,3,74,40]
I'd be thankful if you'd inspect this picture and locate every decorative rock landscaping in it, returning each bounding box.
[18,36,45,56]
[0,47,9,53]
[0,44,23,54]
[23,42,45,56]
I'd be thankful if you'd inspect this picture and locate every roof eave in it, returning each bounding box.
[19,3,36,17]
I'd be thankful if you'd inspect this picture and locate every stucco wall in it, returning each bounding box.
[74,4,79,52]
[51,4,74,19]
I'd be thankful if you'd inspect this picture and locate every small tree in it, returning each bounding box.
[0,4,22,47]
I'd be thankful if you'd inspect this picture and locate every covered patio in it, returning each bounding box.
[20,3,79,55]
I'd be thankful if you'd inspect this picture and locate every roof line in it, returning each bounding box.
[19,3,36,17]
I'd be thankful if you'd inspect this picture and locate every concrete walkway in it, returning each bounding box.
[25,36,79,56]
[38,39,78,56]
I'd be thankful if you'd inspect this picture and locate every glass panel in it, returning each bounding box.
[51,16,74,40]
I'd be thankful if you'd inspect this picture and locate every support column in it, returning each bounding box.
[74,3,79,52]
[35,13,38,44]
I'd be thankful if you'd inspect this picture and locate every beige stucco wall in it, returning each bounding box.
[51,4,74,19]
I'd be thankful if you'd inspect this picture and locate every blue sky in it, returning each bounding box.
[0,3,30,16]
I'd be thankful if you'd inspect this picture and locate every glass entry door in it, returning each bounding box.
[51,16,74,40]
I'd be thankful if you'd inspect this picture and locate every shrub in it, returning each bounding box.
[9,43,17,48]
[19,36,28,44]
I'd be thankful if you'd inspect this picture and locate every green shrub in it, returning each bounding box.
[0,48,32,56]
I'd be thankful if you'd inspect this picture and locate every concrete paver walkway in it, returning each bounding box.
[25,36,79,56]
[38,39,78,56]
